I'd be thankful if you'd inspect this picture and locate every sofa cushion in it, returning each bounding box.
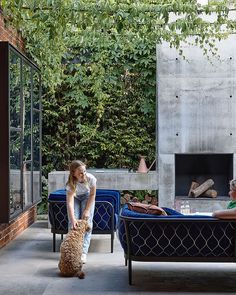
[127,202,167,215]
[48,189,120,215]
[121,204,184,218]
[121,204,215,219]
[48,189,67,201]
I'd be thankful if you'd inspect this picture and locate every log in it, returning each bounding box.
[124,193,132,202]
[141,200,149,204]
[188,181,200,197]
[131,196,139,203]
[120,196,127,205]
[121,193,133,204]
[151,197,158,206]
[144,194,152,203]
[191,179,214,198]
[201,189,217,198]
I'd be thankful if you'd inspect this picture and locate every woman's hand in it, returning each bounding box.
[82,209,90,221]
[71,218,78,230]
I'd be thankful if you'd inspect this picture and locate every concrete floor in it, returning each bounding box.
[0,221,236,295]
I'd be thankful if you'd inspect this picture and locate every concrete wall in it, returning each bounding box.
[48,171,158,194]
[157,35,236,211]
[157,35,236,154]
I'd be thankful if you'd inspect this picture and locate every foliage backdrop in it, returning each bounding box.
[2,0,235,175]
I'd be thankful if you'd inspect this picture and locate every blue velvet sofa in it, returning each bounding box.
[48,189,120,252]
[119,204,236,285]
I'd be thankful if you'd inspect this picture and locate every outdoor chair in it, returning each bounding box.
[48,189,120,252]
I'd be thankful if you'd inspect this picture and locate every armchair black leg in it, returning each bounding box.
[128,258,132,285]
[53,233,56,252]
[61,234,63,240]
[111,231,114,253]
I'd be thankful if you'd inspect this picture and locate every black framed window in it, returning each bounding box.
[0,42,42,223]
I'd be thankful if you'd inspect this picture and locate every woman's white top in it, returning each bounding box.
[66,173,97,196]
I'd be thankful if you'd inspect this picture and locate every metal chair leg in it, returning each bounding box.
[128,258,132,285]
[111,231,114,253]
[53,233,56,252]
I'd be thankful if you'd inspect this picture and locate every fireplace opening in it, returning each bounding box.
[175,154,233,198]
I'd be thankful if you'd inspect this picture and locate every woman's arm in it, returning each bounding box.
[82,185,96,220]
[67,190,78,229]
[212,208,236,219]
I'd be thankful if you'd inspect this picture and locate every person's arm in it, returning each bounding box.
[212,208,236,219]
[82,185,96,220]
[67,190,78,229]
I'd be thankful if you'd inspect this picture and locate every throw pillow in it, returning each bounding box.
[127,202,167,215]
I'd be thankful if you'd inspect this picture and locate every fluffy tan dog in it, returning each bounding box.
[58,219,91,279]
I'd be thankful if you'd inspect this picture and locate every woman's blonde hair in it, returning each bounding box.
[66,160,88,192]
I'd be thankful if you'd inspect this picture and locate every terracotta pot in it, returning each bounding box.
[137,156,148,173]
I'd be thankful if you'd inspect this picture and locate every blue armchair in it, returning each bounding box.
[48,189,120,252]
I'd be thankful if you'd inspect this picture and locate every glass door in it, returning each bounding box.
[9,50,22,217]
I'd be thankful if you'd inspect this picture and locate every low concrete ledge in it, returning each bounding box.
[48,170,158,194]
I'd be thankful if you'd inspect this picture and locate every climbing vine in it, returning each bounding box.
[2,0,236,175]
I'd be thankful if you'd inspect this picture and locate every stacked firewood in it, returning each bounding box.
[120,193,158,205]
[188,179,217,198]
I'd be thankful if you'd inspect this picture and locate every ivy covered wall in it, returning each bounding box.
[2,1,235,175]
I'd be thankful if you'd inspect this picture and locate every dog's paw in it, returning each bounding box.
[77,271,85,279]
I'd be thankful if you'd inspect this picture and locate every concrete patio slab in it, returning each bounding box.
[0,220,236,295]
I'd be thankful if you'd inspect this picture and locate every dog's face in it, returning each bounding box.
[76,219,91,233]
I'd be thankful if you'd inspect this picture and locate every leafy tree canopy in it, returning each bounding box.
[2,0,236,174]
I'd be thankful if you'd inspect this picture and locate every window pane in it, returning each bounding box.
[23,162,32,207]
[9,51,21,128]
[10,131,22,216]
[33,70,40,109]
[23,63,32,163]
[22,63,32,207]
[33,110,41,202]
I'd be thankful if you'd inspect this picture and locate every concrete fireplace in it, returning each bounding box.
[157,34,236,212]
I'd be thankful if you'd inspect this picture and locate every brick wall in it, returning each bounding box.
[0,11,24,51]
[0,207,37,249]
[0,10,37,249]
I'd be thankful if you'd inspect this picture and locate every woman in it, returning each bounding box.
[212,179,236,219]
[66,160,97,263]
